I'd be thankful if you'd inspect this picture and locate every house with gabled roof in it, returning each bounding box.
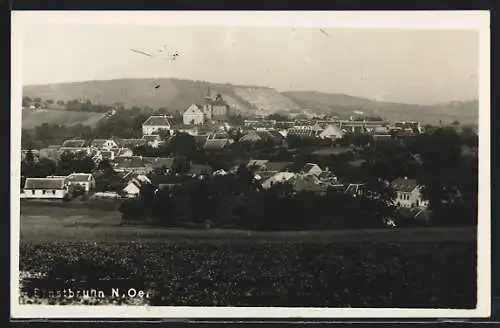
[114,156,152,175]
[116,138,147,149]
[301,163,323,176]
[391,177,428,209]
[183,104,205,125]
[319,124,344,140]
[90,139,118,151]
[67,173,96,192]
[142,115,172,136]
[22,177,69,199]
[204,139,229,150]
[123,174,151,198]
[261,172,296,189]
[59,146,92,156]
[143,157,176,173]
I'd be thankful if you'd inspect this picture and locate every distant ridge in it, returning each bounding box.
[22,78,478,127]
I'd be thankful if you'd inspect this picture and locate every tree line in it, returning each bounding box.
[119,165,393,231]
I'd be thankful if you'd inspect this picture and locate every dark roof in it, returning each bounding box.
[25,178,66,190]
[91,139,111,147]
[266,129,285,140]
[293,176,326,193]
[391,177,419,192]
[59,147,88,153]
[287,129,317,137]
[143,135,161,142]
[265,161,293,172]
[62,140,86,147]
[189,164,213,175]
[143,157,175,169]
[68,173,93,182]
[203,139,229,150]
[143,116,172,126]
[117,139,147,147]
[115,156,147,169]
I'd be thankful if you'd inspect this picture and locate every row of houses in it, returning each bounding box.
[21,153,429,211]
[21,173,95,199]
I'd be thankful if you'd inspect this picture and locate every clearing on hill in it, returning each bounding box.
[22,108,107,129]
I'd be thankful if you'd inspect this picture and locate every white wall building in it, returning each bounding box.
[22,177,69,199]
[142,115,172,136]
[67,173,96,192]
[183,104,205,125]
[391,177,429,208]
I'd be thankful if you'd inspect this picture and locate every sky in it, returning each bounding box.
[22,25,479,105]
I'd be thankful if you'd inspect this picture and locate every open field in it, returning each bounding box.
[19,203,476,243]
[22,108,106,129]
[18,203,477,308]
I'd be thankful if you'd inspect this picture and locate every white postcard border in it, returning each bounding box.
[10,10,491,319]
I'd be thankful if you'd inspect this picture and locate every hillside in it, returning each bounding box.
[284,91,479,125]
[23,79,284,115]
[23,79,478,126]
[22,108,106,129]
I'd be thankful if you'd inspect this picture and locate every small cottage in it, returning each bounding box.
[391,177,428,209]
[67,173,96,192]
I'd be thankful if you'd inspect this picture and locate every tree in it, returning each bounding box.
[56,100,65,106]
[163,133,198,159]
[56,152,95,176]
[267,113,289,121]
[414,128,463,218]
[22,96,32,107]
[46,99,54,105]
[94,162,125,193]
[157,107,169,115]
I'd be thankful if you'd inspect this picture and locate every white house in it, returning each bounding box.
[183,104,205,125]
[319,125,344,140]
[22,177,69,199]
[391,177,428,209]
[142,115,172,136]
[122,174,151,198]
[301,163,323,176]
[67,173,96,192]
[261,172,296,189]
[90,139,118,151]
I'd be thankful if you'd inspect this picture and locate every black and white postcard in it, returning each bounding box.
[11,10,491,319]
